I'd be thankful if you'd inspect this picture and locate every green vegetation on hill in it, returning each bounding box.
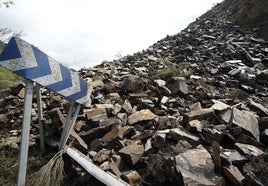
[0,41,24,90]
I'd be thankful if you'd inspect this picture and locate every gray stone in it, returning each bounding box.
[220,149,248,166]
[248,98,268,116]
[175,145,222,185]
[234,143,264,156]
[220,108,259,141]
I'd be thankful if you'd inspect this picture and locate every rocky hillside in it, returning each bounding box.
[0,0,268,185]
[229,0,268,40]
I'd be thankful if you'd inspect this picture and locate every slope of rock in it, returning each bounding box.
[0,0,268,185]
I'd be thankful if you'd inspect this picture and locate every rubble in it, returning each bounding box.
[1,0,268,185]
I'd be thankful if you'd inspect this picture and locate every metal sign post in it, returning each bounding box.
[17,79,33,186]
[36,84,45,152]
[59,101,81,150]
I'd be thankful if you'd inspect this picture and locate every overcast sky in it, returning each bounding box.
[0,0,223,69]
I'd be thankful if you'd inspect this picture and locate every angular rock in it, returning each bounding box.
[186,119,205,133]
[119,143,144,165]
[122,99,133,113]
[248,98,268,116]
[220,108,259,141]
[109,160,122,178]
[111,154,124,170]
[189,102,202,111]
[234,143,264,156]
[10,83,24,96]
[140,98,155,108]
[100,125,124,142]
[129,92,149,98]
[121,75,146,93]
[184,108,214,121]
[152,133,166,148]
[169,128,200,145]
[100,161,109,171]
[122,170,141,185]
[175,145,214,175]
[211,99,230,112]
[220,149,248,166]
[154,79,166,87]
[70,129,88,151]
[245,171,265,186]
[74,120,86,132]
[160,96,169,105]
[0,113,11,123]
[90,79,104,88]
[132,130,153,140]
[128,109,157,125]
[79,121,116,143]
[176,166,216,186]
[99,117,122,127]
[108,92,121,101]
[173,140,192,154]
[175,145,222,185]
[167,77,189,95]
[84,107,107,122]
[223,165,245,185]
[93,149,111,163]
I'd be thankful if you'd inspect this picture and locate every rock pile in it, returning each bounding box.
[0,0,268,185]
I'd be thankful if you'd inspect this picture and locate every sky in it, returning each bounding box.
[0,0,223,69]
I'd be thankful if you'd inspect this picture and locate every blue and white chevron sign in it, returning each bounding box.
[0,37,90,106]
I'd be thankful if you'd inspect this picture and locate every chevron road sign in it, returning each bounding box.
[0,37,92,185]
[0,37,90,106]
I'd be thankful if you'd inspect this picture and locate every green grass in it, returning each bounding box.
[0,41,24,90]
[0,147,17,185]
[0,66,24,90]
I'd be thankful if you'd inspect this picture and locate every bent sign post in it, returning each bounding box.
[0,37,91,186]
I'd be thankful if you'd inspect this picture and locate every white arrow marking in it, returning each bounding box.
[0,38,38,71]
[76,92,91,106]
[32,56,63,86]
[58,71,80,96]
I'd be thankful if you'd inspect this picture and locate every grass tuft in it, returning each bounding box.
[153,59,194,80]
[33,149,65,186]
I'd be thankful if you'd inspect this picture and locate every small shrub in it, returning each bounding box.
[154,59,194,80]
